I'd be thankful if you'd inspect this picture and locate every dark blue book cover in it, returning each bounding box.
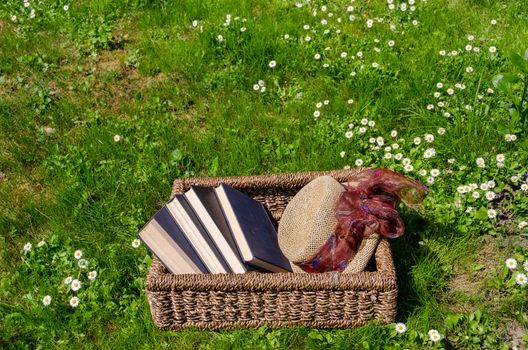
[216,183,292,272]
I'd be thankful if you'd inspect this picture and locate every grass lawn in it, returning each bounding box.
[1,0,528,348]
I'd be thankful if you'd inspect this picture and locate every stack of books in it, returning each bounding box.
[138,183,292,274]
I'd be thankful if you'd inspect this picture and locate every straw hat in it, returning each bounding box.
[278,175,379,273]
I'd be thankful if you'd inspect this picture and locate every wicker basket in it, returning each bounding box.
[146,169,398,330]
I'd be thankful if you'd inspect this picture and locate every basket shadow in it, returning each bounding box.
[391,212,465,321]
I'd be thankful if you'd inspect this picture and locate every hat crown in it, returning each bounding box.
[278,176,345,264]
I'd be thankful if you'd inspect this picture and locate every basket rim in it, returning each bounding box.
[171,168,363,197]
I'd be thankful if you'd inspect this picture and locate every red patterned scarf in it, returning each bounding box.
[297,169,429,273]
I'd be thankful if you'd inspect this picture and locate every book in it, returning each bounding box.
[166,195,231,274]
[215,183,293,273]
[138,206,208,274]
[185,186,247,273]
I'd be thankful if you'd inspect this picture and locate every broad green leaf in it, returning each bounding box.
[510,53,527,71]
[523,48,528,61]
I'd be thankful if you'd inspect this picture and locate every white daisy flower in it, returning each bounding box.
[23,242,32,252]
[466,66,474,73]
[217,34,224,42]
[313,110,321,118]
[506,258,518,269]
[74,250,83,259]
[323,100,330,105]
[487,180,496,188]
[37,240,46,247]
[283,34,290,40]
[391,143,399,150]
[430,169,440,177]
[394,153,403,161]
[511,175,519,183]
[404,164,414,172]
[348,99,354,104]
[476,157,485,168]
[69,296,80,308]
[388,40,395,47]
[487,209,497,219]
[390,130,398,138]
[240,27,246,32]
[369,137,376,144]
[345,131,354,139]
[447,88,454,95]
[368,120,376,127]
[192,20,198,27]
[485,191,496,201]
[437,128,446,135]
[314,53,321,60]
[448,158,455,164]
[376,137,384,146]
[518,221,527,230]
[384,153,392,159]
[71,279,82,291]
[402,158,411,166]
[359,127,366,134]
[436,82,444,89]
[480,183,489,191]
[419,169,427,176]
[444,112,451,117]
[340,151,346,158]
[467,34,474,41]
[424,134,434,143]
[355,159,363,167]
[42,295,52,306]
[491,19,497,25]
[253,84,260,91]
[427,104,434,110]
[521,184,528,191]
[457,186,466,194]
[496,154,505,162]
[385,146,392,152]
[465,206,474,213]
[516,273,527,285]
[78,259,88,269]
[423,148,436,158]
[439,50,446,56]
[343,165,350,170]
[395,322,407,334]
[472,191,480,199]
[434,92,441,98]
[489,46,497,53]
[132,239,141,248]
[465,44,472,51]
[63,4,69,11]
[357,51,363,58]
[88,270,98,280]
[413,137,421,145]
[428,329,441,343]
[305,36,311,42]
[372,62,379,68]
[268,60,277,68]
[469,183,478,191]
[64,276,73,285]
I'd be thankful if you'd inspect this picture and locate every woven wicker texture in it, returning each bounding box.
[146,169,398,330]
